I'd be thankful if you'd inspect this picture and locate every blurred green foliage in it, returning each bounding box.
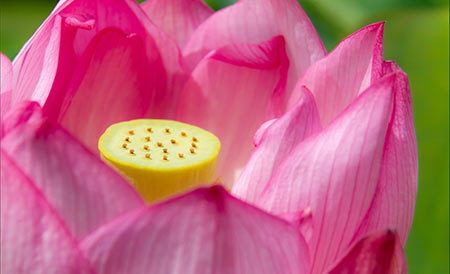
[1,0,448,272]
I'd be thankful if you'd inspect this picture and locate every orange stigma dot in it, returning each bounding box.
[181,132,187,137]
[147,128,153,133]
[192,137,198,142]
[145,153,151,159]
[157,142,163,147]
[163,148,168,153]
[125,137,130,142]
[163,155,168,161]
[130,149,135,154]
[145,136,151,142]
[144,145,149,150]
[190,148,195,154]
[170,139,176,144]
[191,143,197,148]
[129,130,134,135]
[122,144,128,149]
[178,153,184,158]
[165,128,171,133]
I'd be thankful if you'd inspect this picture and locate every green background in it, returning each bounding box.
[1,0,448,272]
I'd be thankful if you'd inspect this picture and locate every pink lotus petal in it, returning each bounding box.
[12,0,185,123]
[253,118,277,147]
[54,0,72,10]
[232,87,321,203]
[141,0,213,48]
[1,150,94,274]
[177,35,289,186]
[258,75,395,273]
[12,15,62,106]
[59,0,184,77]
[1,53,12,116]
[81,186,310,274]
[1,102,144,240]
[1,101,42,138]
[183,0,326,92]
[1,53,12,94]
[289,23,385,126]
[1,89,12,118]
[353,62,418,246]
[327,230,407,274]
[279,207,314,245]
[57,28,167,152]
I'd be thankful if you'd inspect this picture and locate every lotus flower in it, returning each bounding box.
[1,0,417,273]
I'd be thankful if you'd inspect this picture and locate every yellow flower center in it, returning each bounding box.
[98,119,221,203]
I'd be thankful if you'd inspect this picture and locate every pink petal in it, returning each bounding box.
[12,15,63,106]
[1,91,12,118]
[81,186,310,274]
[1,102,144,240]
[12,0,185,131]
[1,53,12,116]
[1,101,42,138]
[327,230,407,274]
[253,118,277,147]
[141,0,214,48]
[288,23,385,126]
[183,0,326,92]
[1,53,12,94]
[232,87,321,203]
[279,207,314,245]
[56,28,167,152]
[258,75,395,273]
[59,0,184,79]
[353,62,418,246]
[1,150,94,274]
[54,0,73,10]
[176,36,289,186]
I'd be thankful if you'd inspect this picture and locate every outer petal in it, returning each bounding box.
[183,0,326,92]
[1,54,12,91]
[258,76,395,273]
[353,62,418,246]
[288,23,385,126]
[81,186,310,274]
[141,0,214,48]
[0,90,12,118]
[176,36,289,186]
[12,14,63,106]
[1,151,93,274]
[1,53,12,117]
[232,87,322,202]
[1,102,144,240]
[327,230,407,274]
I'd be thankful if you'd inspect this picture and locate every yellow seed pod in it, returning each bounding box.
[98,119,220,203]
